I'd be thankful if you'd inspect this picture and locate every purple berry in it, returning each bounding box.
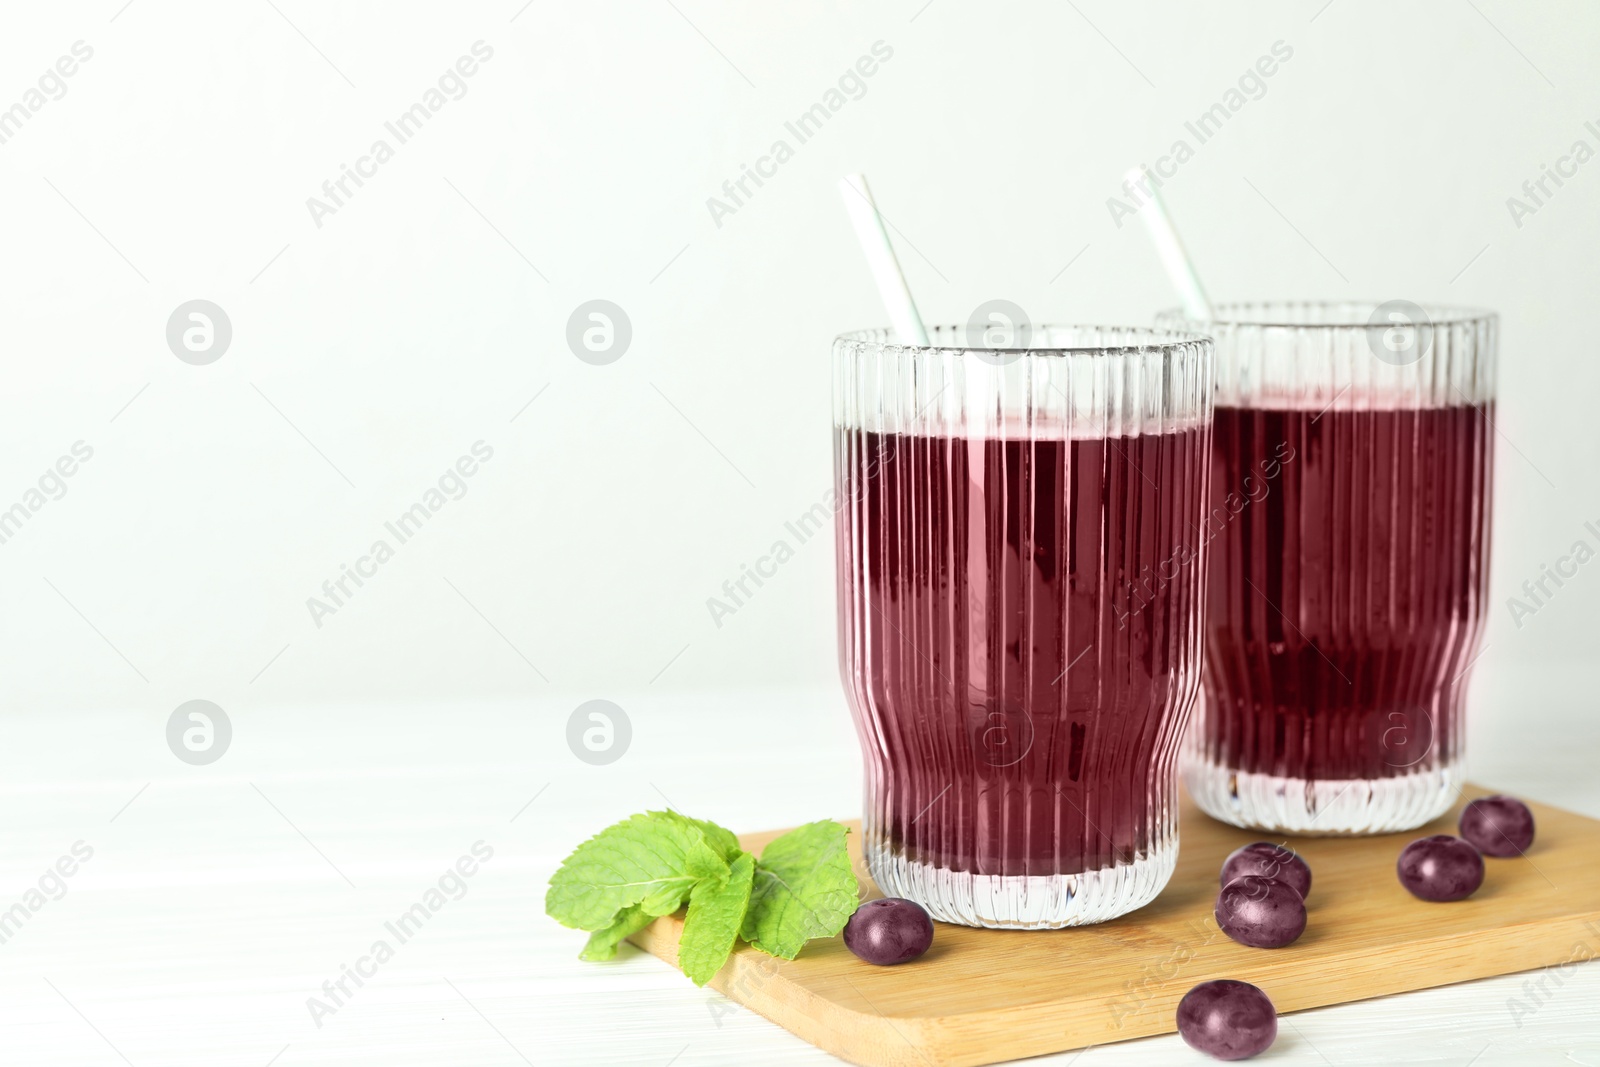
[1397,834,1484,901]
[1459,795,1535,858]
[1220,842,1312,900]
[1177,979,1278,1060]
[843,898,933,965]
[1214,876,1306,949]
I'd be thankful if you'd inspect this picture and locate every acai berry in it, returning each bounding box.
[842,898,933,965]
[1177,979,1278,1060]
[1220,842,1312,900]
[1397,835,1484,902]
[1459,795,1535,858]
[1215,875,1307,949]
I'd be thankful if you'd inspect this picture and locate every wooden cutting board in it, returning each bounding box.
[627,784,1600,1066]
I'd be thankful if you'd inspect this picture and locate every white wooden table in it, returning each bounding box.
[2,678,1596,1066]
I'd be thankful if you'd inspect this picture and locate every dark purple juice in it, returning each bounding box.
[1198,404,1493,784]
[836,424,1208,878]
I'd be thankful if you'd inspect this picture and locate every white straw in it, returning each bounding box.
[837,173,930,346]
[1126,167,1215,322]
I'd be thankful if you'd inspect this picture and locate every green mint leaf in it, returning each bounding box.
[669,813,743,863]
[685,836,733,884]
[636,825,736,915]
[546,811,729,931]
[637,875,699,918]
[741,821,859,959]
[552,810,852,977]
[679,852,756,986]
[579,905,654,962]
[639,828,736,917]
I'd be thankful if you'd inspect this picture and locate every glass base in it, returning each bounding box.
[863,835,1176,929]
[1183,754,1461,836]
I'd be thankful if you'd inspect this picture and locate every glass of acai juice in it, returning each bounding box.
[1157,302,1496,835]
[833,324,1214,928]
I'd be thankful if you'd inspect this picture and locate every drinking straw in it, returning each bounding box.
[1126,167,1215,322]
[837,173,930,346]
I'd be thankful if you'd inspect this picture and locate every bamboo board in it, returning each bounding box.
[628,785,1600,1066]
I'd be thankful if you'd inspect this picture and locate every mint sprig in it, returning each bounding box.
[545,811,859,986]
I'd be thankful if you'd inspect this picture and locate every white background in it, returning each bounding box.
[1,1,1598,1065]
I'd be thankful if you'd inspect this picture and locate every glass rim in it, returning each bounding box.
[834,323,1213,356]
[1157,300,1497,330]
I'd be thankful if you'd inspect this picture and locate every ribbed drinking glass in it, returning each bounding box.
[1156,302,1496,835]
[834,325,1213,928]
